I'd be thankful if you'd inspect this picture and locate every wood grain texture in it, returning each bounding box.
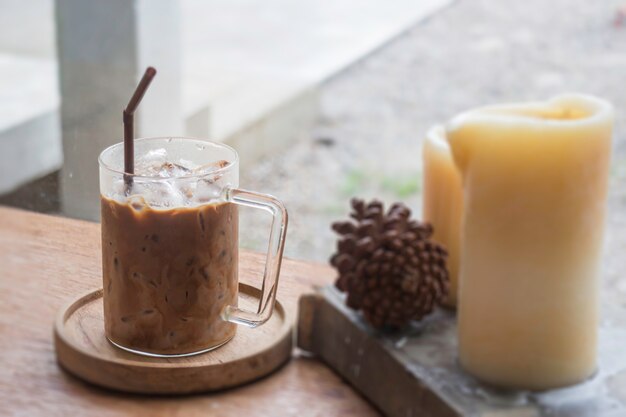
[0,207,379,417]
[54,284,292,394]
[298,288,459,417]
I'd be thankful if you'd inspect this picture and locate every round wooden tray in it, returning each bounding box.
[54,283,292,394]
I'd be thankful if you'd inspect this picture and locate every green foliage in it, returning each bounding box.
[381,175,421,198]
[340,168,422,198]
[340,169,367,196]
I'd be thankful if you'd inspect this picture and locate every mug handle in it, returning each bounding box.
[221,188,288,327]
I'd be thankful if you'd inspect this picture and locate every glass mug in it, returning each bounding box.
[98,137,288,357]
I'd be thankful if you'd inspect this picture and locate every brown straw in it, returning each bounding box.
[123,67,157,178]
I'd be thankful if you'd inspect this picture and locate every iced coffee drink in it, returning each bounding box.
[99,137,288,356]
[101,197,238,355]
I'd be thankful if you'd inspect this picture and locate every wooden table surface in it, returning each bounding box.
[0,207,379,417]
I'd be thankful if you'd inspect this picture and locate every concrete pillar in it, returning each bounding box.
[55,0,182,221]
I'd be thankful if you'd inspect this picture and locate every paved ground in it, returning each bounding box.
[240,0,626,277]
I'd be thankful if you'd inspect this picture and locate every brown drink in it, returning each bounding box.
[101,198,238,355]
[99,137,288,357]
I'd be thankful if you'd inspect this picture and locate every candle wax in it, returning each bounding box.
[448,94,613,390]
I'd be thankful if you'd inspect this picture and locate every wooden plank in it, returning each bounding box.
[298,286,626,417]
[298,288,460,417]
[0,206,378,417]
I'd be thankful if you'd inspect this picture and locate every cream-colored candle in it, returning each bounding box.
[447,94,613,390]
[422,126,463,307]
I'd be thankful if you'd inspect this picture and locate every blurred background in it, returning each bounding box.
[0,0,625,268]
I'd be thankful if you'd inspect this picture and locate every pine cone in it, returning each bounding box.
[330,198,449,329]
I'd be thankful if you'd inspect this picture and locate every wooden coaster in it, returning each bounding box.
[54,283,292,394]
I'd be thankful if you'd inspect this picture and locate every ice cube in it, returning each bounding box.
[134,149,195,178]
[134,148,168,176]
[178,158,199,171]
[128,195,148,211]
[128,180,186,208]
[152,181,186,207]
[193,179,223,203]
[192,160,229,175]
[144,148,168,160]
[156,162,192,178]
[170,177,193,202]
[106,178,128,202]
